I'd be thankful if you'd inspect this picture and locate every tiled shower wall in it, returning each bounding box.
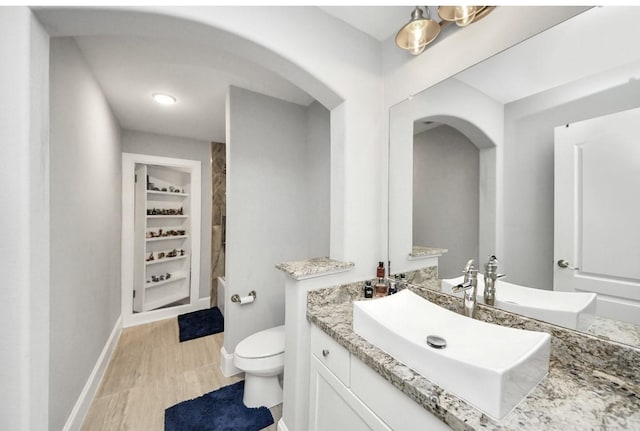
[211,142,226,305]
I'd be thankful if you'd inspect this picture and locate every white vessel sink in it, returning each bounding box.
[441,275,597,331]
[353,290,550,419]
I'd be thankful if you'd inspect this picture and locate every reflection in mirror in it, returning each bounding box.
[389,7,640,348]
[413,122,479,279]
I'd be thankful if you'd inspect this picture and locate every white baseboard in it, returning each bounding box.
[63,315,123,431]
[220,346,242,377]
[277,418,289,431]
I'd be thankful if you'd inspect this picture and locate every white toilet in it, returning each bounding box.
[233,325,285,408]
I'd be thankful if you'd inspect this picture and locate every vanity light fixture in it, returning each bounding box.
[152,93,177,105]
[395,6,440,56]
[438,5,478,26]
[396,6,495,56]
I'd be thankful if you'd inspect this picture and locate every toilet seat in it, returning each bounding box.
[233,325,285,376]
[235,325,285,359]
[233,325,286,407]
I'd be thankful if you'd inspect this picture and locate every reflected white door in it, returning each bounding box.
[554,107,640,325]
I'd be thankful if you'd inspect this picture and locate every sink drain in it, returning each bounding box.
[426,335,447,349]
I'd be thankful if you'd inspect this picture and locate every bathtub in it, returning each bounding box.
[217,276,226,316]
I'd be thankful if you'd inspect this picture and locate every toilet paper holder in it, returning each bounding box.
[231,290,256,304]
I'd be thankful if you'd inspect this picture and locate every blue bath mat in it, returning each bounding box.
[164,381,274,431]
[178,307,224,342]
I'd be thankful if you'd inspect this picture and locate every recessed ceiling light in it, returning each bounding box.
[152,93,177,105]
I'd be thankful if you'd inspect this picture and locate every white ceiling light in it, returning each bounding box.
[152,93,177,105]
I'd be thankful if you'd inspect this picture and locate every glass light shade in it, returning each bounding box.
[438,6,478,27]
[395,7,440,56]
[152,93,177,105]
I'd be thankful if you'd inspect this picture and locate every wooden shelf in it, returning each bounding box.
[146,215,188,219]
[145,255,187,266]
[146,190,188,197]
[146,235,188,242]
[144,274,186,289]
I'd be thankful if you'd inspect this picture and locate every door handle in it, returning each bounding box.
[557,259,579,270]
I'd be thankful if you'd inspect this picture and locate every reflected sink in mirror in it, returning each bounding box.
[441,276,597,331]
[353,289,550,419]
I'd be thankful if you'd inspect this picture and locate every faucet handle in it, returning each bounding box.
[451,282,473,293]
[463,259,476,273]
[485,255,501,274]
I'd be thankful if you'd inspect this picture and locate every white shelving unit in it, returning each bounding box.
[145,255,187,266]
[146,235,188,242]
[131,162,196,313]
[122,153,202,326]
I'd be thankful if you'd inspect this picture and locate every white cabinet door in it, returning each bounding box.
[351,356,451,431]
[554,107,640,324]
[308,355,390,431]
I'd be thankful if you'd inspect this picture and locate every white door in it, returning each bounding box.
[554,107,640,324]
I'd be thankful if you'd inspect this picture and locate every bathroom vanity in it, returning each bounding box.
[308,323,449,431]
[306,283,640,430]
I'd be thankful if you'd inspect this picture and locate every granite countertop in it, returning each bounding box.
[275,257,354,280]
[307,283,640,431]
[409,245,448,259]
[588,316,640,348]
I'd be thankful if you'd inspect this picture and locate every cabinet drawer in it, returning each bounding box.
[310,324,350,385]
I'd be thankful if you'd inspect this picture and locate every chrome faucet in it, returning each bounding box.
[451,259,478,318]
[483,255,506,306]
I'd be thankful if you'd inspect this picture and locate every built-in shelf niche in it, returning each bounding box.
[122,153,202,325]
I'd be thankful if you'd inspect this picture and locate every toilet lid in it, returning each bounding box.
[235,325,285,359]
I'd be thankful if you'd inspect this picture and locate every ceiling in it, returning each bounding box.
[75,35,314,143]
[67,6,601,144]
[67,7,412,144]
[454,7,631,105]
[319,6,413,41]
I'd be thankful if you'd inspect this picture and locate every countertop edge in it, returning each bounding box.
[275,257,355,280]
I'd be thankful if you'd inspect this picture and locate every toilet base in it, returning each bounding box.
[243,373,282,408]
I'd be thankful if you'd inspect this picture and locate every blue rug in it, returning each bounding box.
[165,381,274,431]
[178,307,224,342]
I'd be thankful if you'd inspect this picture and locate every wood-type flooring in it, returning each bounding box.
[81,317,281,430]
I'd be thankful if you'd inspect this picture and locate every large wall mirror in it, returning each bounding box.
[389,7,640,348]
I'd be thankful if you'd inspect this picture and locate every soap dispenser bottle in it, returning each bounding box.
[364,280,374,298]
[388,278,398,295]
[374,278,388,297]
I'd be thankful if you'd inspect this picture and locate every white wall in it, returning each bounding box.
[413,126,479,278]
[0,7,50,431]
[49,37,122,430]
[225,86,329,351]
[122,130,212,299]
[305,101,331,257]
[389,78,503,276]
